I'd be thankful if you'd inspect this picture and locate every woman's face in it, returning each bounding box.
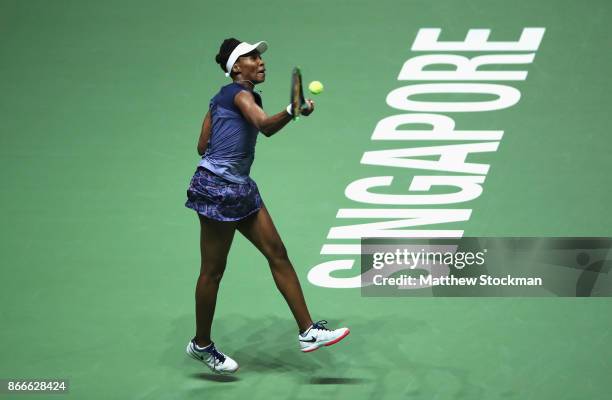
[234,51,266,83]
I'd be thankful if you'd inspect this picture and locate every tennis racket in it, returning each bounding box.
[290,67,309,120]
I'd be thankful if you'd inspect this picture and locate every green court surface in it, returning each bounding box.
[1,0,611,399]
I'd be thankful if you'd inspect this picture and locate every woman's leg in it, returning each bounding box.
[237,206,313,332]
[194,214,238,347]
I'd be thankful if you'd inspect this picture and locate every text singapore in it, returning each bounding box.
[307,27,545,288]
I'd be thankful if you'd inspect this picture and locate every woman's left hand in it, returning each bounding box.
[301,99,315,116]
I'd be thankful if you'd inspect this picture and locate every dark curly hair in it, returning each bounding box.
[214,38,242,74]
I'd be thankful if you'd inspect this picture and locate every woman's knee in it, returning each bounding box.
[200,259,227,282]
[264,241,289,264]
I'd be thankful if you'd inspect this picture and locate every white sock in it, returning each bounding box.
[194,342,212,351]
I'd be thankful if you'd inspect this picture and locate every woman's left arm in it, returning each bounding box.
[197,110,212,155]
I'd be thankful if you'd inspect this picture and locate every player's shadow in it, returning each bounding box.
[163,313,324,378]
[190,372,239,383]
[203,313,427,385]
[163,312,496,397]
[164,313,429,386]
[220,314,327,375]
[309,377,366,385]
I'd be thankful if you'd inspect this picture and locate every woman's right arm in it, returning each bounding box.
[234,91,314,137]
[197,110,212,156]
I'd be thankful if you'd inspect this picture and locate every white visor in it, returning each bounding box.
[224,41,268,77]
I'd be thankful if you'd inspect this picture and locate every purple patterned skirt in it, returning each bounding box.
[185,167,263,221]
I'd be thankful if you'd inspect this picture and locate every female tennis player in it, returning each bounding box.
[184,38,349,373]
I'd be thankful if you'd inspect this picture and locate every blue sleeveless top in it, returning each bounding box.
[198,82,262,184]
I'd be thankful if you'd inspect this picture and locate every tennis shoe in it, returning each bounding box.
[186,339,239,374]
[298,320,350,353]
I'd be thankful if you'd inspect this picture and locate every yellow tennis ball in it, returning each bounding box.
[308,81,324,95]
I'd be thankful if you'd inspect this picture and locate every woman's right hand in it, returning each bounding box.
[301,99,315,116]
